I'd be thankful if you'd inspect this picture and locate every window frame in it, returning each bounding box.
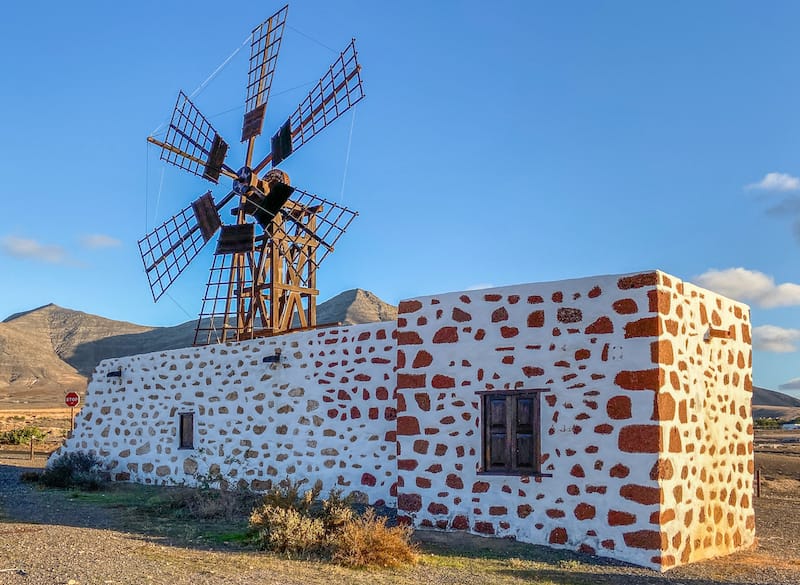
[178,412,195,450]
[477,388,550,477]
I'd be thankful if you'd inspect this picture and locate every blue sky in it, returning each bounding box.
[0,1,798,394]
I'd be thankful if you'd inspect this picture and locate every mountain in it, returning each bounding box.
[0,290,396,409]
[752,386,800,421]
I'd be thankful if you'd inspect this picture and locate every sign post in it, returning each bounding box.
[65,392,80,431]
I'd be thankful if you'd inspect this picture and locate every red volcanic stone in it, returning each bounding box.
[397,416,421,436]
[472,481,490,493]
[474,329,486,341]
[602,539,615,550]
[508,294,520,304]
[489,506,507,516]
[585,316,614,335]
[376,387,389,400]
[357,331,371,341]
[416,477,431,488]
[607,395,632,420]
[475,521,495,535]
[361,473,377,487]
[575,349,591,361]
[594,424,614,434]
[546,509,565,518]
[624,317,660,338]
[397,459,418,471]
[528,295,544,304]
[579,544,596,555]
[570,464,585,478]
[446,474,464,489]
[620,484,661,505]
[384,407,397,421]
[613,299,638,314]
[368,407,379,420]
[523,366,545,377]
[517,504,532,518]
[397,373,427,389]
[452,515,469,530]
[649,289,671,314]
[433,327,458,343]
[608,510,636,526]
[413,439,429,454]
[545,395,557,407]
[610,463,630,478]
[459,295,471,304]
[452,307,472,322]
[397,331,424,345]
[428,502,449,515]
[557,307,583,323]
[527,310,545,328]
[615,369,660,391]
[350,406,361,419]
[549,527,568,544]
[618,273,658,290]
[552,292,563,302]
[412,350,434,368]
[623,530,663,550]
[337,389,351,400]
[440,416,456,425]
[327,408,339,419]
[398,300,423,314]
[398,493,422,512]
[574,503,596,520]
[567,484,580,496]
[500,326,519,338]
[492,307,509,322]
[432,374,456,389]
[484,293,502,302]
[354,373,371,382]
[619,425,660,453]
[435,443,448,456]
[588,286,602,298]
[414,393,431,411]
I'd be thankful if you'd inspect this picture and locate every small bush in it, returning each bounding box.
[40,451,106,490]
[330,509,418,568]
[260,477,321,514]
[250,505,326,553]
[19,470,41,483]
[0,426,46,445]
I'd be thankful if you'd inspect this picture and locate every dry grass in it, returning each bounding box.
[331,510,418,569]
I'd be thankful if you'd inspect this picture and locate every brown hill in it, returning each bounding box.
[752,386,800,421]
[0,290,396,409]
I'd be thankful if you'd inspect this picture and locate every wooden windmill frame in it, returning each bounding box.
[139,5,363,345]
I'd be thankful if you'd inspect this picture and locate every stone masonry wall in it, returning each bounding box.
[60,321,398,505]
[58,270,754,571]
[393,270,753,570]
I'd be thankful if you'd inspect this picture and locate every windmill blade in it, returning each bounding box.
[253,39,364,173]
[280,188,358,268]
[139,191,235,301]
[148,91,235,183]
[241,4,289,142]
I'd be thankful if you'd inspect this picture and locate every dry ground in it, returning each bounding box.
[0,419,799,584]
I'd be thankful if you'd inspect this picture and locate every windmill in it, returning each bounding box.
[139,5,363,346]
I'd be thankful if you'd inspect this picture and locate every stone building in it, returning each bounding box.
[58,270,755,570]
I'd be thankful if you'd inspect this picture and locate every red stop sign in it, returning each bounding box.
[65,392,80,408]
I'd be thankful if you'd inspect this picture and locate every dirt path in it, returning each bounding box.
[1,456,800,585]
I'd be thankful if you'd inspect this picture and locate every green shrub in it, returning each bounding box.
[330,509,418,568]
[0,426,46,445]
[250,504,326,553]
[40,451,107,490]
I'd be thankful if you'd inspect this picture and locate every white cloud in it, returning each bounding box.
[779,377,800,390]
[753,325,800,353]
[1,236,68,264]
[695,268,800,308]
[746,172,800,192]
[81,234,122,249]
[466,283,496,291]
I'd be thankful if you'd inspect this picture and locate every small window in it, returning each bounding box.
[479,389,547,476]
[179,412,194,449]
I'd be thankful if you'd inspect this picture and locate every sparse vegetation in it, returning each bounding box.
[0,425,46,445]
[248,477,417,568]
[39,450,107,490]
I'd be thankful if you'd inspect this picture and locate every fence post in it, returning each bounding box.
[29,435,34,461]
[755,468,761,498]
